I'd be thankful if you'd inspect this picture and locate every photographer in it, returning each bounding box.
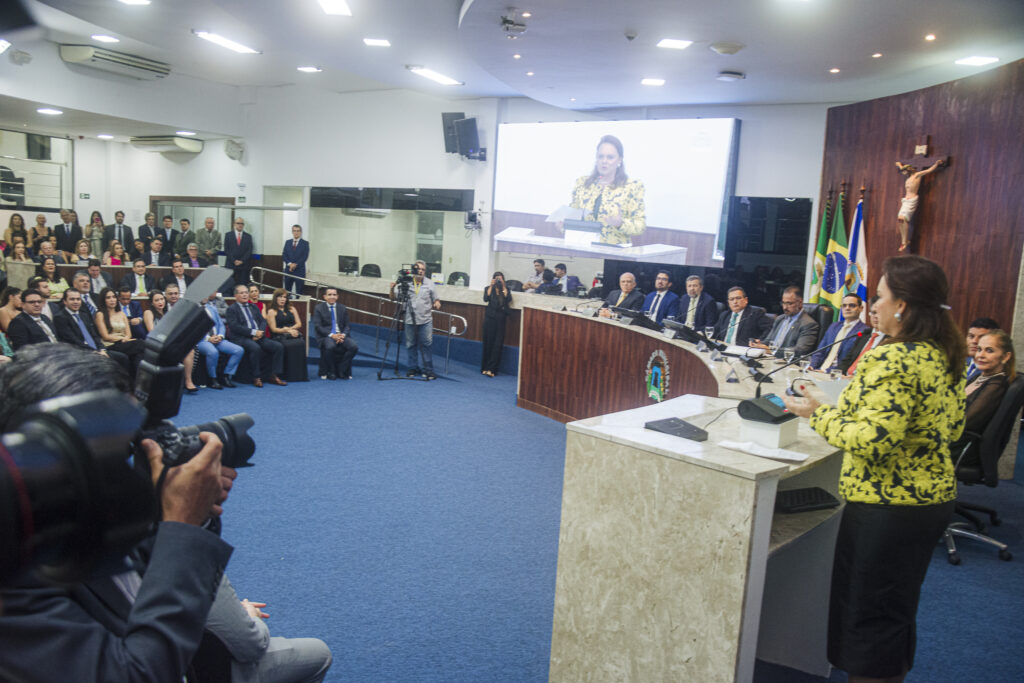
[0,345,235,682]
[481,272,512,377]
[389,260,440,380]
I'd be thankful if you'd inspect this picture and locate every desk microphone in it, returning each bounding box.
[753,331,864,398]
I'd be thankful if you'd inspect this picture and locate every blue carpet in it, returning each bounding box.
[173,328,1024,682]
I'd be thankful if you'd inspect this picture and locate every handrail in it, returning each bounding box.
[249,266,469,375]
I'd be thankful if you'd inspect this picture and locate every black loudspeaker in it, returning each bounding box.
[455,117,480,157]
[441,112,465,154]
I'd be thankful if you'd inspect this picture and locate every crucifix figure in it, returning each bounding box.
[895,157,947,252]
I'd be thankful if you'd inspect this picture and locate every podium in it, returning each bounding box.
[549,395,844,682]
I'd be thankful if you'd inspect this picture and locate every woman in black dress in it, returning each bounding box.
[266,287,309,382]
[481,271,512,377]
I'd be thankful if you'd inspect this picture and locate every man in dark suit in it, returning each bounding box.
[838,297,885,375]
[146,237,172,267]
[641,270,681,327]
[175,218,194,258]
[282,224,309,296]
[675,275,718,330]
[83,259,114,296]
[808,294,869,371]
[312,287,359,380]
[0,344,234,683]
[137,212,157,249]
[226,284,286,387]
[713,286,769,346]
[159,259,195,294]
[54,288,131,372]
[122,258,156,295]
[54,208,83,260]
[70,272,102,317]
[552,263,583,294]
[103,210,134,251]
[34,239,67,264]
[598,272,644,318]
[117,287,147,340]
[224,217,254,286]
[750,286,820,357]
[157,215,179,256]
[7,288,60,349]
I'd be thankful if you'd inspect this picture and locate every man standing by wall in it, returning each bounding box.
[224,218,254,287]
[196,216,223,267]
[282,224,309,297]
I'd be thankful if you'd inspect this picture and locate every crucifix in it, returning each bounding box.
[895,136,949,252]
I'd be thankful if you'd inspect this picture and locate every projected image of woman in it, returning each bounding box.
[569,135,646,245]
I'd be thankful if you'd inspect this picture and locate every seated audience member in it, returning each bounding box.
[838,296,885,376]
[71,272,101,317]
[102,209,133,251]
[266,287,309,382]
[95,286,145,375]
[196,295,245,389]
[522,258,545,291]
[226,283,286,387]
[535,268,559,294]
[311,286,358,381]
[674,275,718,330]
[25,277,60,319]
[103,239,128,266]
[141,289,198,393]
[599,272,644,318]
[248,283,264,313]
[0,344,236,683]
[85,258,114,295]
[33,238,66,265]
[713,286,769,346]
[118,286,147,341]
[123,258,156,295]
[0,286,21,332]
[72,238,96,266]
[750,285,820,357]
[129,238,147,261]
[184,242,208,268]
[552,263,582,294]
[6,242,35,289]
[0,329,11,361]
[965,317,1000,382]
[641,270,681,326]
[953,330,1015,467]
[160,258,194,295]
[6,288,59,350]
[164,282,182,310]
[143,290,167,334]
[36,256,70,298]
[53,288,131,373]
[808,294,869,371]
[147,237,171,267]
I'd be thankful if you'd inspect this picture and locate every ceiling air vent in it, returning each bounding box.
[59,44,171,80]
[129,136,203,154]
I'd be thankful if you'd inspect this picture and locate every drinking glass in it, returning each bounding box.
[704,326,715,341]
[798,359,811,374]
[782,347,796,364]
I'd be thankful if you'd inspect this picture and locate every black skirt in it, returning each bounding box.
[828,500,954,678]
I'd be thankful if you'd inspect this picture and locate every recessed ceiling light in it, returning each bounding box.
[569,97,576,102]
[872,53,882,58]
[513,53,521,59]
[526,71,534,76]
[521,12,532,18]
[717,70,745,82]
[176,131,196,136]
[97,134,114,140]
[192,30,261,54]
[363,38,390,47]
[404,193,419,197]
[829,68,840,73]
[955,56,999,66]
[0,40,10,55]
[92,34,119,43]
[657,38,693,50]
[117,0,151,5]
[297,66,322,73]
[641,78,665,86]
[317,0,352,16]
[37,108,62,115]
[925,34,936,41]
[405,65,463,86]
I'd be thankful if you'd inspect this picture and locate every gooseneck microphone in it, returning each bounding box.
[753,331,864,398]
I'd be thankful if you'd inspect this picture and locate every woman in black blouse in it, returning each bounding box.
[266,287,309,382]
[481,271,512,377]
[954,330,1015,467]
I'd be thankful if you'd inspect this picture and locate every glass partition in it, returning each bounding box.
[0,128,73,211]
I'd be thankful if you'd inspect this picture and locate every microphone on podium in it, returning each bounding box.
[753,331,864,398]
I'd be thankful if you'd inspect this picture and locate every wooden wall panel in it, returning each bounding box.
[820,59,1024,332]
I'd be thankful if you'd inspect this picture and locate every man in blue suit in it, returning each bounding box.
[282,224,309,297]
[117,287,147,340]
[641,270,681,326]
[808,293,869,371]
[674,275,718,330]
[552,263,582,294]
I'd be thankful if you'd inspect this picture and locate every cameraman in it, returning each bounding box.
[0,345,235,683]
[389,260,440,380]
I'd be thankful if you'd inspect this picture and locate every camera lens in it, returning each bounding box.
[177,414,255,469]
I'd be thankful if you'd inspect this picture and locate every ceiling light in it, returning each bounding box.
[657,39,693,50]
[406,65,463,86]
[192,30,261,54]
[925,34,936,41]
[641,78,665,86]
[37,108,62,115]
[0,40,10,55]
[92,34,119,43]
[955,56,999,66]
[569,97,576,102]
[829,67,840,73]
[297,66,322,72]
[317,0,352,16]
[521,12,532,18]
[363,38,390,47]
[176,131,196,136]
[716,70,745,82]
[709,41,745,55]
[872,52,882,58]
[97,134,114,140]
[526,71,534,76]
[513,53,521,59]
[117,0,151,4]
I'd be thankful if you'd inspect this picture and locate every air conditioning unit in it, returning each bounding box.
[342,208,391,218]
[59,44,171,80]
[129,136,204,154]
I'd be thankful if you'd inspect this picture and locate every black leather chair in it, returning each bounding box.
[360,263,381,278]
[803,302,835,347]
[943,375,1024,564]
[587,286,604,300]
[505,279,523,292]
[447,271,469,286]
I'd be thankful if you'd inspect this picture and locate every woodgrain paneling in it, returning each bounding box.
[517,307,719,422]
[820,59,1024,332]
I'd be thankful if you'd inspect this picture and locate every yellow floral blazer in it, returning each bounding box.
[570,177,646,245]
[809,341,963,505]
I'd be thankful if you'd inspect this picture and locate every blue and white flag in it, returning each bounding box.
[846,198,869,322]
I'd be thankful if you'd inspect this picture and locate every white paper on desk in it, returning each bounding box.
[717,440,809,463]
[546,205,583,222]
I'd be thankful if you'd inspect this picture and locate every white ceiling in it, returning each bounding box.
[4,0,1024,139]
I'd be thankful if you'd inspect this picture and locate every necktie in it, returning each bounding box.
[686,297,697,326]
[117,226,123,243]
[293,240,298,249]
[139,277,146,295]
[773,314,795,347]
[35,317,57,343]
[966,359,977,378]
[650,293,663,320]
[236,232,242,245]
[615,291,626,307]
[725,312,739,344]
[74,313,97,349]
[330,305,338,334]
[848,331,879,374]
[822,322,853,370]
[243,304,257,330]
[122,304,131,318]
[82,295,96,315]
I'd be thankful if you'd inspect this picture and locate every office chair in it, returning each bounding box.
[803,303,835,347]
[360,263,381,278]
[447,271,470,286]
[504,279,523,292]
[943,375,1024,564]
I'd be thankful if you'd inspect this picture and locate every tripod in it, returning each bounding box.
[377,284,428,381]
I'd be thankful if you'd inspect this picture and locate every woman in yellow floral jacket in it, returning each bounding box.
[569,135,646,245]
[785,255,966,683]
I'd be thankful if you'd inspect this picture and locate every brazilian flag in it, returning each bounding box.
[808,196,830,304]
[821,192,849,320]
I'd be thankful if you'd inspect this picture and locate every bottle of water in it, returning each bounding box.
[456,276,465,287]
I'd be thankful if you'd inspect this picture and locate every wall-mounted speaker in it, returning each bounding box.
[441,112,465,154]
